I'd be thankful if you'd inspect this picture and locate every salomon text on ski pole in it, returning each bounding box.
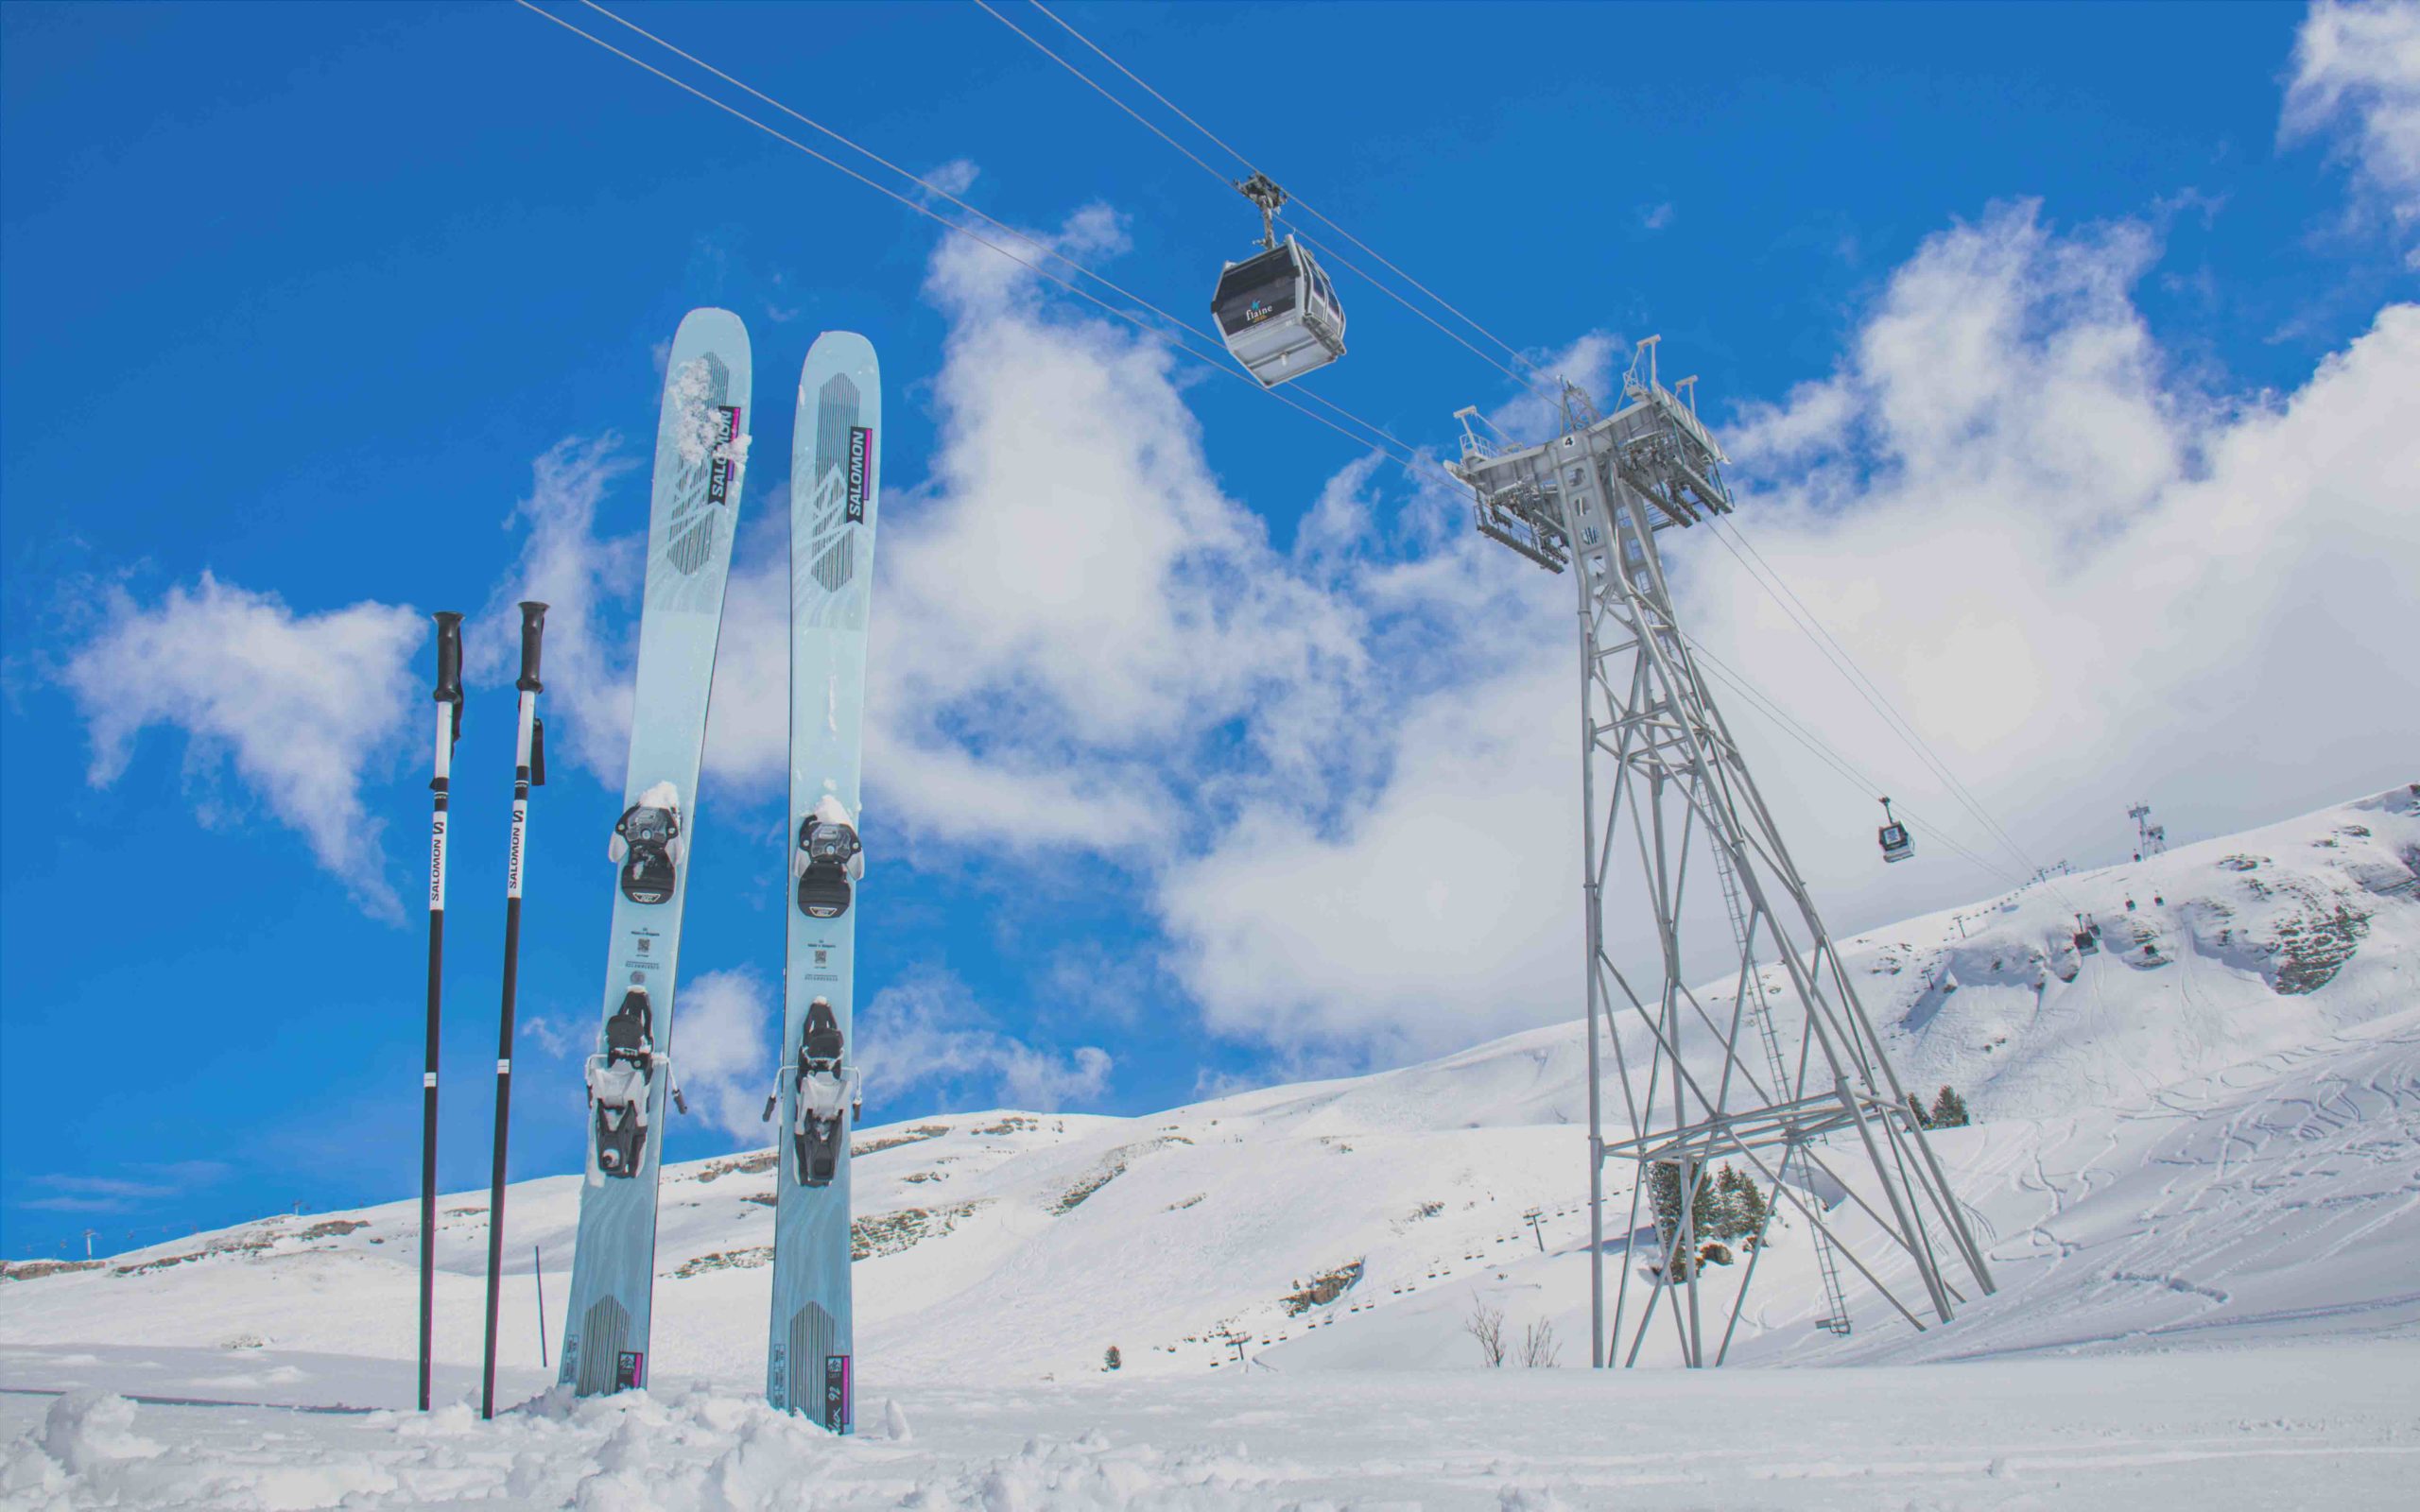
[481,601,547,1419]
[420,610,464,1414]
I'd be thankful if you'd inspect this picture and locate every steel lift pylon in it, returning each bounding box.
[1446,340,1995,1366]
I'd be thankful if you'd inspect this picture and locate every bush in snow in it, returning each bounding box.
[1464,1300,1507,1366]
[1519,1319,1562,1367]
[1928,1087,1971,1127]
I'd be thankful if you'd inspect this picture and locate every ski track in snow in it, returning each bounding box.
[3,785,2418,1506]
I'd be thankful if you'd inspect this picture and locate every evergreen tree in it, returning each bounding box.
[1649,1161,1682,1246]
[1906,1091,1931,1129]
[1649,1161,1720,1280]
[1737,1175,1769,1244]
[1715,1164,1768,1243]
[1929,1086,1971,1127]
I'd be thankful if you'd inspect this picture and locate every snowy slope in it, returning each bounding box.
[4,786,2415,1400]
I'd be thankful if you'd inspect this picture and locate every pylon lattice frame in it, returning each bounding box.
[1447,343,1995,1367]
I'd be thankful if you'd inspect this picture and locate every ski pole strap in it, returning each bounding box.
[432,611,465,742]
[516,601,549,693]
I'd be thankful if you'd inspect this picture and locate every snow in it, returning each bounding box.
[666,360,726,472]
[4,784,2417,1507]
[6,1349,2417,1508]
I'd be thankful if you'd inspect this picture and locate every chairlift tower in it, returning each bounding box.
[1445,339,1994,1368]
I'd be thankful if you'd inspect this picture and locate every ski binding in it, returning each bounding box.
[787,996,859,1187]
[585,987,661,1182]
[793,794,862,919]
[612,781,685,905]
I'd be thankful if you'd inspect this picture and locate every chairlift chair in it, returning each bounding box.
[1876,797,1913,864]
[1211,173,1344,387]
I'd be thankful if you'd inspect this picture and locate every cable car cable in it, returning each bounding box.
[1713,514,2077,912]
[1685,639,2024,885]
[573,0,1414,458]
[1707,514,2048,883]
[1694,514,2061,898]
[975,0,1550,396]
[997,2,2071,899]
[991,0,2044,892]
[524,2,1433,472]
[1017,0,1554,383]
[540,0,2063,908]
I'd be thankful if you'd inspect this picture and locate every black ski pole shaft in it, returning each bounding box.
[482,602,546,1420]
[421,611,464,1415]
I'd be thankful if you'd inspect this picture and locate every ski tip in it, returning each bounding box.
[802,330,877,382]
[673,306,752,360]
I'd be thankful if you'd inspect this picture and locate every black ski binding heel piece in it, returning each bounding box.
[588,988,656,1179]
[795,813,861,919]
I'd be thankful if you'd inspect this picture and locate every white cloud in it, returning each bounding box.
[1640,202,1676,232]
[519,1015,576,1058]
[2283,0,2420,261]
[1158,659,1577,1061]
[666,968,779,1145]
[467,437,646,783]
[462,434,799,807]
[924,158,980,199]
[1664,207,2419,920]
[23,1163,227,1214]
[60,573,425,919]
[105,131,2395,1084]
[1149,200,2420,1064]
[857,970,1111,1112]
[857,200,1385,856]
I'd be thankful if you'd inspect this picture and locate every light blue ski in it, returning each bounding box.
[558,308,752,1398]
[766,332,880,1430]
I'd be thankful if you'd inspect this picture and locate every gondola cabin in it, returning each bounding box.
[1876,798,1913,864]
[2074,929,2100,956]
[1211,234,1345,387]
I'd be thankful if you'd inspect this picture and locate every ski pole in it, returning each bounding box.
[481,601,547,1420]
[420,610,464,1415]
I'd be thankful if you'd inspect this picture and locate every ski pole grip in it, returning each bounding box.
[516,601,548,694]
[432,611,465,708]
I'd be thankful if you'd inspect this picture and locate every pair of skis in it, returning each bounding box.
[554,310,879,1434]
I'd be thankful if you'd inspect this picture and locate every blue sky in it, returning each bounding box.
[4,0,2413,1262]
